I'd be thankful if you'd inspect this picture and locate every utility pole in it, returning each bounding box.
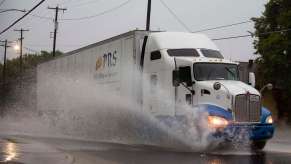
[146,0,151,31]
[48,6,66,57]
[140,0,152,69]
[2,40,7,84]
[0,40,10,117]
[0,40,9,84]
[14,28,29,74]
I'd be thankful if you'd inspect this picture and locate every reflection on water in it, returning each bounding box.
[0,141,19,162]
[1,137,291,164]
[208,158,224,164]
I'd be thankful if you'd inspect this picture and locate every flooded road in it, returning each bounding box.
[70,148,291,164]
[0,137,72,164]
[0,135,291,164]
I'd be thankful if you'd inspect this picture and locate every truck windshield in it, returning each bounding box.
[193,63,239,81]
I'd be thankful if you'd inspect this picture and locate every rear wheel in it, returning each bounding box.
[251,140,266,150]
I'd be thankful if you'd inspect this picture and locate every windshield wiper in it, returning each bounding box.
[225,67,236,79]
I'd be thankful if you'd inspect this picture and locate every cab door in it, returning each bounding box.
[174,65,197,115]
[142,50,175,117]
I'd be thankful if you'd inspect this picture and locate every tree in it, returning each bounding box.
[0,50,63,83]
[0,50,63,115]
[252,0,291,122]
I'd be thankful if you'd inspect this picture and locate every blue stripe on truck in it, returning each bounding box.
[200,104,233,120]
[201,104,275,141]
[200,104,272,124]
[260,107,272,123]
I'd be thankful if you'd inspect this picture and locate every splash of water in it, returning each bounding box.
[1,67,216,152]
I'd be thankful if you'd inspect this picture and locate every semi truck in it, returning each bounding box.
[37,30,274,150]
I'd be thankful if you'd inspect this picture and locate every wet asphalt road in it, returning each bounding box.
[0,134,291,164]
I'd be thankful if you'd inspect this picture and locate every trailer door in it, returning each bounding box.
[121,37,135,102]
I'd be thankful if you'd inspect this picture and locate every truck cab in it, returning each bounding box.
[142,32,274,150]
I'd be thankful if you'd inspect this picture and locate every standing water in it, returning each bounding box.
[0,69,215,152]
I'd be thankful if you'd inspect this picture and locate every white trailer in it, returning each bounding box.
[37,31,146,112]
[37,30,274,150]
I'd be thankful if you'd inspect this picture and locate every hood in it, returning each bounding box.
[197,80,260,96]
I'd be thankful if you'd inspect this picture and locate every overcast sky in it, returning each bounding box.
[0,0,268,62]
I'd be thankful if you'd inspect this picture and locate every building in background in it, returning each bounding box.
[238,60,256,84]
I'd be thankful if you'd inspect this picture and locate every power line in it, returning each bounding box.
[19,3,52,29]
[0,0,46,36]
[212,28,291,41]
[31,0,92,20]
[30,0,131,21]
[212,34,252,41]
[159,0,191,32]
[192,20,252,33]
[0,9,26,13]
[60,0,131,21]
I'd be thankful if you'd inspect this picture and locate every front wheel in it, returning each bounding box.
[251,140,266,150]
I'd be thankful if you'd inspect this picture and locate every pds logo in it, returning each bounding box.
[96,51,117,71]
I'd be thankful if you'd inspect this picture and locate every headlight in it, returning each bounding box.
[208,116,229,128]
[266,116,273,124]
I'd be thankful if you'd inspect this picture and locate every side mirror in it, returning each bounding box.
[179,66,192,87]
[266,83,273,90]
[172,66,193,87]
[248,72,256,87]
[172,70,180,87]
[260,83,273,93]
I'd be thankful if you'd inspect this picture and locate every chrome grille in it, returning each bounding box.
[235,94,261,122]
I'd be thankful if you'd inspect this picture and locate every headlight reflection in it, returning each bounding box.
[3,142,19,162]
[266,116,273,124]
[208,116,229,128]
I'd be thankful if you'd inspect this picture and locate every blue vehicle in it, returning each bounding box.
[205,104,274,150]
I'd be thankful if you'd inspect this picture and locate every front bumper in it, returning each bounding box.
[211,123,275,142]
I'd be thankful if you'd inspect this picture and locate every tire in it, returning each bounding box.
[251,140,266,150]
